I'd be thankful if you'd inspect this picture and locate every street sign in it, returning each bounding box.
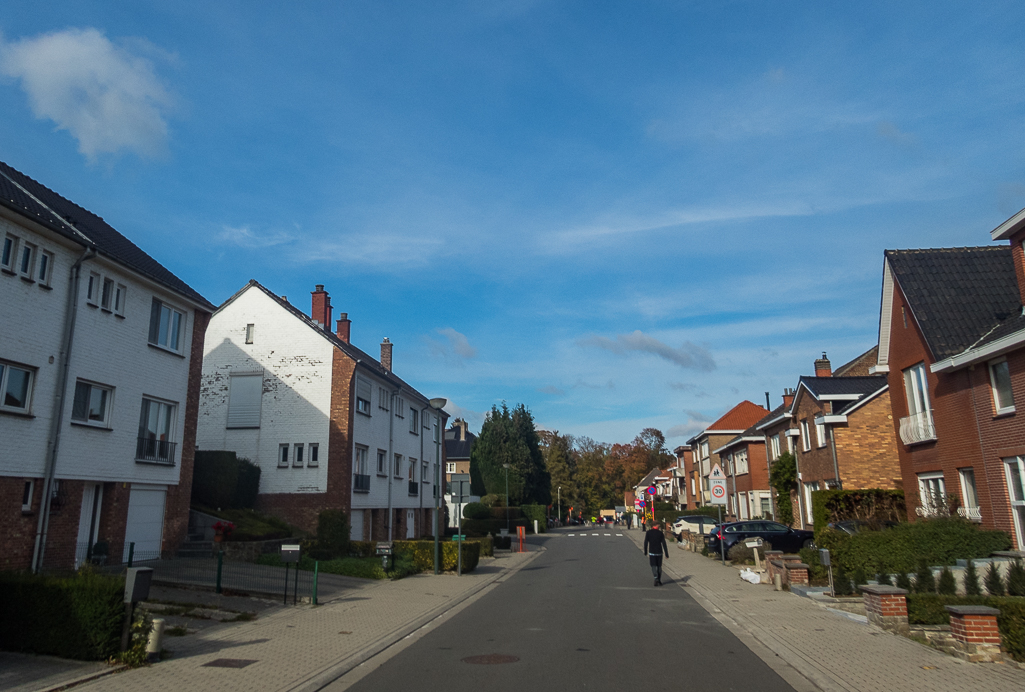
[709,463,727,505]
[645,486,656,495]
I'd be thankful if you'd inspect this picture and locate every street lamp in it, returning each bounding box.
[558,486,561,527]
[503,463,511,531]
[429,398,446,575]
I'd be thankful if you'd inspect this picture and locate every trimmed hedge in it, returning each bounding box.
[463,502,492,520]
[907,593,1025,662]
[192,450,261,509]
[393,540,480,573]
[349,540,377,558]
[520,505,547,532]
[0,571,125,660]
[310,510,349,560]
[810,488,905,538]
[815,517,1011,574]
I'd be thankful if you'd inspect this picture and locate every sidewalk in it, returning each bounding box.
[8,548,540,692]
[625,531,1025,692]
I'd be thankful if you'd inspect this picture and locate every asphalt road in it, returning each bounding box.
[330,528,795,692]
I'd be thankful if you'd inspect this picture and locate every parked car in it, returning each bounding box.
[706,520,815,555]
[826,519,898,535]
[671,515,719,537]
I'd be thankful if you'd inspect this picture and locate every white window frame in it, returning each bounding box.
[37,250,53,287]
[354,445,368,475]
[1003,456,1025,549]
[800,420,811,452]
[957,467,981,522]
[293,443,304,467]
[113,283,126,316]
[101,277,115,311]
[394,453,403,478]
[803,481,820,524]
[71,380,114,428]
[769,434,781,460]
[148,297,186,353]
[17,241,36,279]
[446,462,456,473]
[815,421,827,448]
[989,358,1015,415]
[904,362,932,415]
[422,460,429,484]
[308,443,319,467]
[356,378,372,416]
[0,360,35,413]
[245,323,255,344]
[278,443,290,468]
[1,234,17,272]
[395,397,405,418]
[22,480,34,513]
[409,407,419,434]
[917,471,946,515]
[377,449,387,476]
[735,449,749,475]
[379,387,390,410]
[86,271,100,306]
[409,458,416,482]
[137,397,178,465]
[226,373,263,429]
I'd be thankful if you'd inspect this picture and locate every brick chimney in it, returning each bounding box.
[336,313,351,343]
[782,388,795,409]
[814,352,832,378]
[381,337,393,371]
[311,285,332,331]
[456,418,468,441]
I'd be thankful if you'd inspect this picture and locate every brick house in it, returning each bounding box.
[873,222,1025,547]
[0,160,213,571]
[686,401,769,511]
[787,352,899,530]
[443,418,477,527]
[196,281,447,542]
[754,389,797,522]
[672,445,696,508]
[713,425,771,520]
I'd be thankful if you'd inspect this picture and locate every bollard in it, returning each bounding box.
[312,561,319,606]
[216,551,224,594]
[127,542,135,567]
[774,573,782,591]
[146,618,165,663]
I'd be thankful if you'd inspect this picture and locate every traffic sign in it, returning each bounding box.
[709,463,727,505]
[645,486,656,495]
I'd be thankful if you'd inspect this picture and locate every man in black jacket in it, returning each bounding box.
[644,521,669,586]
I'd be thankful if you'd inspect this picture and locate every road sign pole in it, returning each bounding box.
[718,505,725,564]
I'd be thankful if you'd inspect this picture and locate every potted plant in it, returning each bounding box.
[212,520,235,544]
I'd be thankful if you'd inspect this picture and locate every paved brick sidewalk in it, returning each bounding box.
[71,550,539,692]
[624,531,1024,692]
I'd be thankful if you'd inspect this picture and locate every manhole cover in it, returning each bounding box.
[462,654,520,665]
[203,659,258,668]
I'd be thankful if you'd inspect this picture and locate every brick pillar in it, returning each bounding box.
[765,551,783,581]
[946,605,1003,662]
[860,585,909,635]
[785,562,809,586]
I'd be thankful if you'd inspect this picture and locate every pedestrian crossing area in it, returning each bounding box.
[566,533,624,537]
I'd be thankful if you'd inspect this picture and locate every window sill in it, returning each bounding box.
[86,302,99,308]
[1,267,15,275]
[0,408,35,419]
[70,420,113,431]
[226,425,261,430]
[307,464,319,468]
[994,408,1016,419]
[19,275,35,283]
[39,283,52,291]
[148,342,186,358]
[135,458,175,467]
[22,510,34,517]
[377,473,388,477]
[356,410,372,417]
[278,464,290,469]
[354,488,369,493]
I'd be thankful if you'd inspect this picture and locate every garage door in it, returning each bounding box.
[350,509,364,542]
[123,486,166,562]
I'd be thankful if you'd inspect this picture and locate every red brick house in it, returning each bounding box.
[686,401,769,511]
[713,425,770,520]
[873,225,1025,547]
[755,389,797,522]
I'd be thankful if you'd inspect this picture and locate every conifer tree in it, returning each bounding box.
[895,571,912,591]
[963,560,982,596]
[833,563,853,596]
[984,561,1006,596]
[1007,558,1025,597]
[937,566,957,595]
[876,572,892,587]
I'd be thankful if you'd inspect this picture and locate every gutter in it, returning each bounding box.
[386,386,399,542]
[931,323,1025,373]
[32,247,96,572]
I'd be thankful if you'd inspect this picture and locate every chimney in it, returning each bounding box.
[281,295,287,303]
[814,352,832,378]
[336,313,351,343]
[311,285,332,332]
[458,419,468,442]
[381,337,393,371]
[782,388,795,409]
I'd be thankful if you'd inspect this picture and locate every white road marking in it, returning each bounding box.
[616,533,623,536]
[604,533,611,536]
[568,534,575,536]
[592,533,599,536]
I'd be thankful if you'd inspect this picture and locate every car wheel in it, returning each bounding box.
[802,538,816,550]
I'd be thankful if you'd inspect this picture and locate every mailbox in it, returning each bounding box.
[375,542,393,556]
[280,544,301,564]
[124,567,153,604]
[744,538,763,549]
[819,548,831,567]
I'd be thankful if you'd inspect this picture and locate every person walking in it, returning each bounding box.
[644,521,669,586]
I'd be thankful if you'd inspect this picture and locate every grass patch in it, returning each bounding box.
[256,553,387,579]
[230,612,257,622]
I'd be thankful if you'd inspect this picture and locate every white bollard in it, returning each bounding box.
[146,618,165,663]
[534,519,538,534]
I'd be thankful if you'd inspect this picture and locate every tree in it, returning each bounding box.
[470,403,551,505]
[540,430,576,518]
[769,452,797,526]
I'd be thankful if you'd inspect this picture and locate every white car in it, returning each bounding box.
[671,515,718,537]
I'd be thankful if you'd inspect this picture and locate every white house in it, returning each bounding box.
[196,281,448,542]
[0,160,214,572]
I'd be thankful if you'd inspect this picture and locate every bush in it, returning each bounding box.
[914,559,936,594]
[810,488,906,539]
[520,504,547,532]
[895,572,912,591]
[907,594,1025,662]
[494,535,512,549]
[964,560,982,596]
[814,517,1011,574]
[192,450,261,510]
[348,541,376,558]
[1008,559,1025,597]
[257,553,387,579]
[462,518,502,537]
[833,563,854,596]
[876,572,893,586]
[937,566,957,595]
[393,540,480,573]
[308,510,350,560]
[0,570,127,660]
[851,567,868,588]
[799,547,828,583]
[462,502,492,520]
[727,543,755,564]
[986,562,1006,596]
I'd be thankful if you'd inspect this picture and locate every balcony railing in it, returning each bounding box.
[136,437,176,465]
[353,474,370,492]
[899,410,937,445]
[915,504,949,518]
[957,506,983,522]
[408,481,419,496]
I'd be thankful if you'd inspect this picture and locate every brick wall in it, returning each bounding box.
[833,391,903,490]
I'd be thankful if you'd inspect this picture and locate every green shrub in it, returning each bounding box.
[192,450,261,510]
[798,547,828,583]
[256,553,387,579]
[895,572,912,591]
[392,539,480,573]
[311,510,350,560]
[876,572,893,586]
[462,502,492,520]
[0,571,126,660]
[233,457,261,508]
[907,594,1025,662]
[728,543,755,564]
[349,541,376,558]
[914,559,936,594]
[833,563,854,596]
[937,566,957,595]
[851,567,868,587]
[520,504,547,532]
[1008,559,1025,597]
[964,560,982,596]
[810,488,906,539]
[986,562,1006,596]
[462,518,502,537]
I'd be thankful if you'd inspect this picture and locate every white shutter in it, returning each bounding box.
[227,374,263,428]
[357,378,372,401]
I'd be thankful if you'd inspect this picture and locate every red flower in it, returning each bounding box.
[213,521,235,537]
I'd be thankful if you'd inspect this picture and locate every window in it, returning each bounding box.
[815,421,827,448]
[446,462,456,473]
[958,468,981,521]
[22,480,34,513]
[354,446,368,475]
[422,460,429,483]
[37,251,53,286]
[71,381,112,427]
[903,362,932,417]
[394,454,403,478]
[395,397,404,417]
[769,434,781,460]
[0,360,34,413]
[308,443,319,467]
[137,398,177,464]
[735,449,749,475]
[800,420,811,452]
[148,298,184,352]
[917,472,946,517]
[113,284,126,316]
[101,278,114,310]
[377,450,387,475]
[803,481,820,524]
[989,358,1015,414]
[278,444,289,467]
[1004,456,1025,549]
[227,374,263,428]
[409,458,416,482]
[409,407,418,434]
[86,272,100,305]
[434,420,440,443]
[294,443,304,467]
[378,387,390,410]
[423,412,431,430]
[356,378,371,415]
[1,234,16,271]
[18,242,36,278]
[699,441,709,459]
[245,323,255,344]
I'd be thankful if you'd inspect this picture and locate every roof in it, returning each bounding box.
[444,431,476,460]
[709,400,769,432]
[713,422,765,454]
[886,247,1019,360]
[833,345,878,377]
[219,280,440,405]
[0,160,213,310]
[796,375,888,416]
[635,467,660,489]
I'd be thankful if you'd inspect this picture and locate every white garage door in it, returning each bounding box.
[123,486,166,562]
[350,510,363,542]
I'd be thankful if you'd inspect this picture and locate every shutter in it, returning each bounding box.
[227,374,263,428]
[148,298,161,344]
[357,378,371,401]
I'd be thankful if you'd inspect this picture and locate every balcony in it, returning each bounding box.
[408,481,419,496]
[136,437,176,465]
[353,474,370,492]
[899,410,937,445]
[957,506,983,523]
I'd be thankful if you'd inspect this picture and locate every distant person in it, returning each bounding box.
[644,521,669,586]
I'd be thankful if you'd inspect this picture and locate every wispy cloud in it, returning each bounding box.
[537,385,565,396]
[665,410,715,440]
[297,233,446,269]
[579,331,716,372]
[0,27,174,159]
[876,120,917,148]
[426,327,478,362]
[218,225,294,248]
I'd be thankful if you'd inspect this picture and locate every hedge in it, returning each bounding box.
[393,540,480,573]
[907,593,1025,662]
[810,488,906,539]
[192,450,261,509]
[815,517,1011,574]
[520,505,547,532]
[0,571,125,660]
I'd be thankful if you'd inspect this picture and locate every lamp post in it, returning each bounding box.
[429,398,446,575]
[503,463,511,531]
[558,486,561,527]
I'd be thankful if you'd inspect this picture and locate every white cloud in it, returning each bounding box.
[218,225,294,248]
[665,410,715,440]
[1,27,174,159]
[579,330,716,372]
[426,327,478,363]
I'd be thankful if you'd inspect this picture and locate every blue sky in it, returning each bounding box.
[3,2,1025,445]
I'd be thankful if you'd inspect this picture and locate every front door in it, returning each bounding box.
[406,509,415,538]
[75,483,103,568]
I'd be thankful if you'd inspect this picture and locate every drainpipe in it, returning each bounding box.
[32,248,96,572]
[386,387,399,541]
[829,426,842,491]
[794,446,805,529]
[968,367,996,527]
